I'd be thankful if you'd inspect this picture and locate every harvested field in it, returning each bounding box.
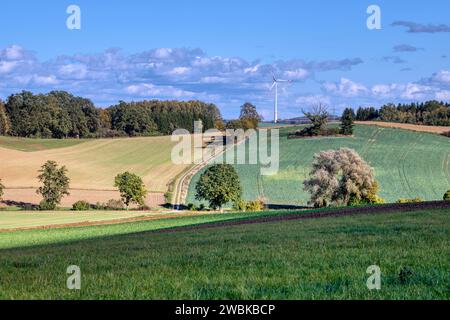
[356,121,450,134]
[0,135,190,207]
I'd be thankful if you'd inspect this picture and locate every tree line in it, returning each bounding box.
[0,91,222,138]
[355,101,450,126]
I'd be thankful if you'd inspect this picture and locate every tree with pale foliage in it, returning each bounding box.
[304,148,384,207]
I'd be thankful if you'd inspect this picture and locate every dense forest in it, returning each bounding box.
[355,101,450,126]
[0,91,222,138]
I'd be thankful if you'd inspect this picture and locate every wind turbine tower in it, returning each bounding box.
[270,76,291,123]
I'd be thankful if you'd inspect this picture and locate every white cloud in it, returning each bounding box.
[431,70,450,85]
[153,48,173,59]
[0,61,18,74]
[296,94,331,106]
[125,83,195,98]
[168,66,191,75]
[32,75,59,85]
[58,64,88,79]
[435,90,450,100]
[323,78,368,97]
[284,68,309,80]
[2,45,25,60]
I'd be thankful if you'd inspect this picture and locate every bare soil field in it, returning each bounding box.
[356,121,450,134]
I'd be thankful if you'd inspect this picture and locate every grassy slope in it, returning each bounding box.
[187,124,450,205]
[0,136,86,152]
[0,210,287,249]
[0,135,189,192]
[0,208,448,299]
[0,210,172,230]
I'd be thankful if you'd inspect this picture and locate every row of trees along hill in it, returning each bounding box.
[0,91,222,138]
[355,101,450,126]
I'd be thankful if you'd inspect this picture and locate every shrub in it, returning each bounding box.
[246,198,265,212]
[93,202,107,210]
[187,203,198,211]
[396,198,423,203]
[106,199,126,210]
[72,200,91,211]
[444,190,450,201]
[39,200,57,211]
[139,204,152,211]
[233,199,247,212]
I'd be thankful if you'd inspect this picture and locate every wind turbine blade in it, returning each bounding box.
[270,82,276,90]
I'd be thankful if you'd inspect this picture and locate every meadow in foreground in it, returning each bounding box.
[0,208,448,299]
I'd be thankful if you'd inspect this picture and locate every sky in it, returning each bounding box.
[0,0,449,119]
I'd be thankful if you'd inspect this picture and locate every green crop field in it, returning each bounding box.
[0,208,448,299]
[187,124,450,206]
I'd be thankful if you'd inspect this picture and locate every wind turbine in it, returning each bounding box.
[270,75,291,123]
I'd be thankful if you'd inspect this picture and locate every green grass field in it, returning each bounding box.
[0,208,448,299]
[187,124,450,206]
[0,210,165,230]
[0,136,86,152]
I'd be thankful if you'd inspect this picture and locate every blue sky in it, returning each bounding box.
[1,0,449,119]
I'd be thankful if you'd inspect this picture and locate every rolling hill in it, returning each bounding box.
[0,135,191,206]
[187,124,450,206]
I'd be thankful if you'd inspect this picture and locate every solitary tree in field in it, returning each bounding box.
[239,102,261,129]
[195,164,242,210]
[114,172,148,209]
[302,103,329,135]
[37,160,70,210]
[304,148,383,207]
[0,179,5,201]
[340,108,355,135]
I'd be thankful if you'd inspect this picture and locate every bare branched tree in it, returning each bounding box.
[302,103,329,135]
